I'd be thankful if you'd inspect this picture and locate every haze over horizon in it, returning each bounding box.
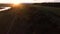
[0,0,59,4]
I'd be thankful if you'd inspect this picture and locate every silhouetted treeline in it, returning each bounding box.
[33,3,60,8]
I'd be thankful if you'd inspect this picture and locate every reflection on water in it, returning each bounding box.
[0,7,11,11]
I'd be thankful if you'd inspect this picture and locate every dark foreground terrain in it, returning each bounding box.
[0,3,60,34]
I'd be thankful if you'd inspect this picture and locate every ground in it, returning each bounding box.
[0,3,60,34]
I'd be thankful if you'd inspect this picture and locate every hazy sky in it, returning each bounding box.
[0,0,59,4]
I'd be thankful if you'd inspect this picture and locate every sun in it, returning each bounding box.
[11,0,24,8]
[11,0,22,7]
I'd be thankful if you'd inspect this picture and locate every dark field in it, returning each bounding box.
[0,3,60,34]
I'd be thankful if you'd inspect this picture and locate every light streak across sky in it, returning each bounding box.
[0,0,59,4]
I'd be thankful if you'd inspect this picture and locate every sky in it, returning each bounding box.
[0,0,59,4]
